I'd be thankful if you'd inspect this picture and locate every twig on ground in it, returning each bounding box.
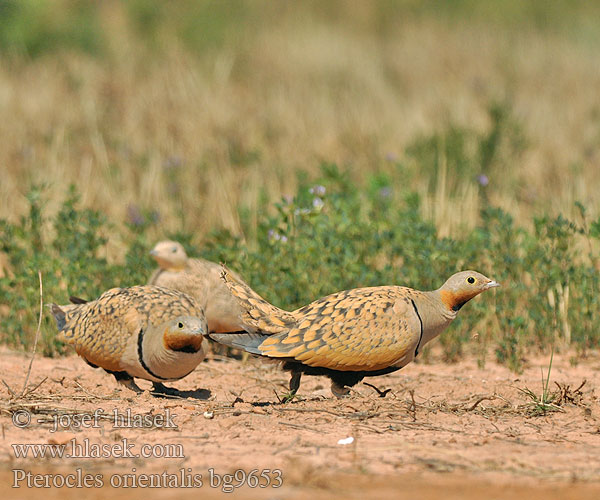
[72,380,107,400]
[22,376,48,398]
[273,436,301,455]
[467,395,497,411]
[363,382,392,398]
[409,389,417,421]
[279,421,321,433]
[2,379,16,398]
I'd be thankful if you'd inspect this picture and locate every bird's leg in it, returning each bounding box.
[331,380,351,398]
[111,372,143,394]
[280,371,302,403]
[289,371,301,393]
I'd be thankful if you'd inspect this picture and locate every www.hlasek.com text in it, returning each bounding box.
[13,438,184,459]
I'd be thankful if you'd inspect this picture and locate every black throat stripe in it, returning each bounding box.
[137,328,170,381]
[410,299,424,357]
[151,269,165,284]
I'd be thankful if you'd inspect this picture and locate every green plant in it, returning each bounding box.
[518,350,563,416]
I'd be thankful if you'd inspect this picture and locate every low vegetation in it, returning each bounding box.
[1,161,598,372]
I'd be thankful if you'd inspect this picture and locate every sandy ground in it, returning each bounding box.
[1,345,600,499]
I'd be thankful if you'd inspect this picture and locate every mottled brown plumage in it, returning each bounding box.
[211,268,499,397]
[148,240,245,333]
[50,285,207,394]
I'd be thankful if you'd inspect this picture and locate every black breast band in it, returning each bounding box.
[410,299,424,357]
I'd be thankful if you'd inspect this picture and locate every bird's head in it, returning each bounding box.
[149,240,188,270]
[161,315,207,353]
[438,271,500,312]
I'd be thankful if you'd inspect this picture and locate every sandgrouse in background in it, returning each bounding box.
[148,240,245,333]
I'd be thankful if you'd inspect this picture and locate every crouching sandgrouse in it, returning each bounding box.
[49,285,207,395]
[210,268,499,398]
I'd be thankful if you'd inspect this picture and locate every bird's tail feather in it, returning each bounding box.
[69,296,88,304]
[219,265,296,334]
[208,332,269,355]
[46,302,81,342]
[48,304,66,331]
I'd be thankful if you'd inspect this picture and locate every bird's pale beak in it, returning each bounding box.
[149,249,158,256]
[194,324,208,336]
[485,280,500,289]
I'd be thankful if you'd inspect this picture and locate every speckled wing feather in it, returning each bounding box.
[220,267,296,334]
[56,286,203,372]
[219,264,423,372]
[259,287,422,371]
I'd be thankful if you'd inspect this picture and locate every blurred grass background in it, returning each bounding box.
[1,0,599,240]
[1,0,600,368]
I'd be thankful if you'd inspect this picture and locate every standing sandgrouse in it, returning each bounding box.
[49,286,207,395]
[148,240,244,333]
[210,269,499,398]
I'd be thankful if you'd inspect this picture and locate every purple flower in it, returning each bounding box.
[163,156,183,170]
[477,174,489,187]
[126,204,144,227]
[312,197,324,210]
[379,187,392,199]
[167,181,180,195]
[309,185,326,196]
[268,229,288,243]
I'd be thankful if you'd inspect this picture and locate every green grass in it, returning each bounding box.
[2,1,599,59]
[518,350,564,415]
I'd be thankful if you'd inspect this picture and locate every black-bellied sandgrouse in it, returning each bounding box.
[49,285,207,395]
[148,240,244,333]
[210,268,499,398]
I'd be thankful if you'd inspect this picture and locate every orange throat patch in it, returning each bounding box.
[153,257,185,272]
[440,290,476,312]
[163,329,203,353]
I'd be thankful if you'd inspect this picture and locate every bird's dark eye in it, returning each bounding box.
[467,276,475,284]
[172,247,177,253]
[178,322,184,329]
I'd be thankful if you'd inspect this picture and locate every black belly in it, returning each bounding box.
[281,361,401,388]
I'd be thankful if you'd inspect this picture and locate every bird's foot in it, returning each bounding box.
[116,377,144,394]
[363,382,392,398]
[151,382,181,397]
[331,381,351,399]
[277,390,298,404]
